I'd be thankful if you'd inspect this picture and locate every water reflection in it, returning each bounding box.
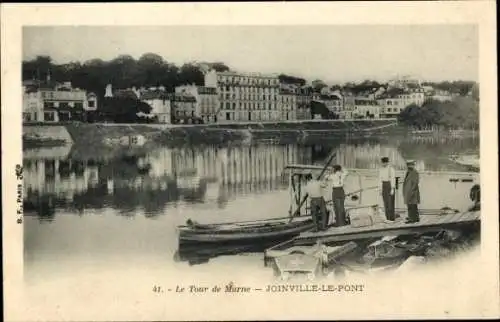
[23,136,479,222]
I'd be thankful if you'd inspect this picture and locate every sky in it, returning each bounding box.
[23,25,478,84]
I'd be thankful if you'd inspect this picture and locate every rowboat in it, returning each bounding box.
[178,217,315,245]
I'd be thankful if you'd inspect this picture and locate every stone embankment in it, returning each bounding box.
[23,119,401,149]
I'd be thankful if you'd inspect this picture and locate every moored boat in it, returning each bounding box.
[178,217,315,245]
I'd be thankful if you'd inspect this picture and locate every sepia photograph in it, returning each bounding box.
[2,2,499,321]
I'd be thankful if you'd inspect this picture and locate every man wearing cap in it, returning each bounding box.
[379,157,396,221]
[403,160,420,223]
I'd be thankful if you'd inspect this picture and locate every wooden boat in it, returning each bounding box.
[178,217,315,245]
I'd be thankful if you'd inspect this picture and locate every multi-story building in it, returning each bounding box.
[278,86,298,121]
[310,91,343,118]
[141,90,172,123]
[169,93,197,122]
[175,85,219,123]
[428,89,454,102]
[296,86,312,120]
[353,98,380,119]
[388,75,421,88]
[204,69,281,122]
[377,89,425,118]
[23,80,91,122]
[340,93,355,119]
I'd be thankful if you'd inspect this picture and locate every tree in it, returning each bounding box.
[209,62,230,72]
[278,74,306,86]
[312,79,327,91]
[398,97,479,130]
[178,63,204,86]
[99,97,152,123]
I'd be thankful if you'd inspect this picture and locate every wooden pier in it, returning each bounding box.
[294,210,480,245]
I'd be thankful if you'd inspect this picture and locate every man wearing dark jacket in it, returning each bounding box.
[402,160,420,223]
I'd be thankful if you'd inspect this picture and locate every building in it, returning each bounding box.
[175,85,219,123]
[169,93,197,123]
[278,86,298,121]
[353,98,380,119]
[141,90,172,123]
[388,75,421,88]
[340,93,355,119]
[23,80,89,122]
[296,86,313,120]
[310,92,343,119]
[204,69,280,122]
[428,89,454,102]
[377,88,425,118]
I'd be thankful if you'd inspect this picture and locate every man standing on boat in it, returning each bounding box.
[379,157,396,221]
[325,165,349,227]
[304,173,328,232]
[402,160,421,223]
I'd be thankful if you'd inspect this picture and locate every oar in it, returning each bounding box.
[346,186,379,197]
[290,150,337,220]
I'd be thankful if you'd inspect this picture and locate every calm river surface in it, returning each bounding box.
[23,135,479,286]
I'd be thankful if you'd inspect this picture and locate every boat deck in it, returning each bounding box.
[294,210,480,245]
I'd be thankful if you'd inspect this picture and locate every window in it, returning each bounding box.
[44,102,55,109]
[88,100,95,108]
[44,111,55,121]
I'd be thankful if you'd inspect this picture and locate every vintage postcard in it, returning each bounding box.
[2,2,499,321]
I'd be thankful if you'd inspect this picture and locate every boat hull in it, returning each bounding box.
[178,219,315,245]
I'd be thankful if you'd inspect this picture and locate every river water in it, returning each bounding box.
[23,135,479,287]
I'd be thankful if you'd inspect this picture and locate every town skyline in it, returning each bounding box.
[23,25,478,84]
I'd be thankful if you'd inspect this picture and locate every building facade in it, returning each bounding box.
[170,93,197,123]
[353,98,380,119]
[141,90,172,124]
[428,89,454,102]
[175,85,219,123]
[377,89,425,118]
[296,86,312,120]
[23,81,89,122]
[339,93,355,119]
[204,69,281,122]
[278,87,298,121]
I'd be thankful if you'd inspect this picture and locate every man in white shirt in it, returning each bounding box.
[324,165,349,227]
[379,157,396,221]
[303,173,328,232]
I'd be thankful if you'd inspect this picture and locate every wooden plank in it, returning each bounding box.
[295,211,480,245]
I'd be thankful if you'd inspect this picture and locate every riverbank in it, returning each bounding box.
[22,119,399,147]
[22,119,478,149]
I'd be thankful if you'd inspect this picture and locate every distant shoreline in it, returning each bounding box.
[22,120,478,150]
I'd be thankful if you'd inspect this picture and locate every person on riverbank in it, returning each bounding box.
[379,157,396,221]
[304,173,328,232]
[325,165,349,227]
[403,160,420,223]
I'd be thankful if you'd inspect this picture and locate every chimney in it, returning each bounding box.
[105,84,113,98]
